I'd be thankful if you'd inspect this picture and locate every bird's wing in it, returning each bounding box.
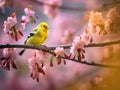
[24,28,38,44]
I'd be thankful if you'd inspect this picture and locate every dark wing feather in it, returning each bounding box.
[24,29,37,44]
[24,32,35,44]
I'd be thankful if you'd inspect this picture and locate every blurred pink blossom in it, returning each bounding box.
[3,48,16,58]
[0,0,13,13]
[28,52,45,82]
[43,5,57,19]
[36,50,48,65]
[0,48,17,70]
[43,0,62,19]
[81,32,89,43]
[80,29,92,44]
[24,7,35,17]
[24,6,36,23]
[0,0,6,13]
[48,0,62,6]
[0,0,5,7]
[61,30,74,44]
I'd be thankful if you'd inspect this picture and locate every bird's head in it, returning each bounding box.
[39,22,49,30]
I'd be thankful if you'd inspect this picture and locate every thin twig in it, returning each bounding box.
[48,39,120,50]
[0,39,120,68]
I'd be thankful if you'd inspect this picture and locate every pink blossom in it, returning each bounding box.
[24,6,36,23]
[0,0,5,8]
[54,47,64,57]
[3,21,11,33]
[46,0,62,6]
[73,36,85,48]
[70,30,92,55]
[24,7,35,17]
[28,52,45,82]
[43,0,62,19]
[10,30,23,41]
[7,16,17,26]
[3,12,24,41]
[18,22,26,31]
[35,50,48,66]
[70,43,76,54]
[28,57,39,82]
[54,47,66,65]
[70,34,87,61]
[43,5,57,19]
[61,30,74,44]
[80,30,92,44]
[0,48,17,70]
[3,14,17,33]
[81,33,89,42]
[3,48,16,59]
[21,15,29,24]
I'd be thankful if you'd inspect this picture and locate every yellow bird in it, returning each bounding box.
[19,22,49,56]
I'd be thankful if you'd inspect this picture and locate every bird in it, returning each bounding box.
[19,22,49,56]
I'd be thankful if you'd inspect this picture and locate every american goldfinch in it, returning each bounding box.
[19,22,49,55]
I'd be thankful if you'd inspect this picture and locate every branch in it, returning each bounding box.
[0,39,120,50]
[48,39,120,50]
[0,39,120,68]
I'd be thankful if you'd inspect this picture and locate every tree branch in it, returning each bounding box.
[48,39,120,50]
[0,39,120,68]
[0,39,120,50]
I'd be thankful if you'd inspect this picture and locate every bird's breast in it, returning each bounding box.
[26,34,47,46]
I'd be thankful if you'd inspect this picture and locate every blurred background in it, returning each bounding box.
[0,0,120,90]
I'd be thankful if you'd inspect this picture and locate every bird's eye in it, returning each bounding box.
[43,25,47,29]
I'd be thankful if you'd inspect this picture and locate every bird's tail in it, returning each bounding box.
[19,49,26,56]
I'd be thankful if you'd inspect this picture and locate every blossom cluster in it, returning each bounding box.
[3,6,36,41]
[54,47,66,65]
[88,6,120,35]
[3,12,24,41]
[27,51,46,82]
[88,11,107,35]
[0,48,17,70]
[22,6,37,24]
[70,29,92,61]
